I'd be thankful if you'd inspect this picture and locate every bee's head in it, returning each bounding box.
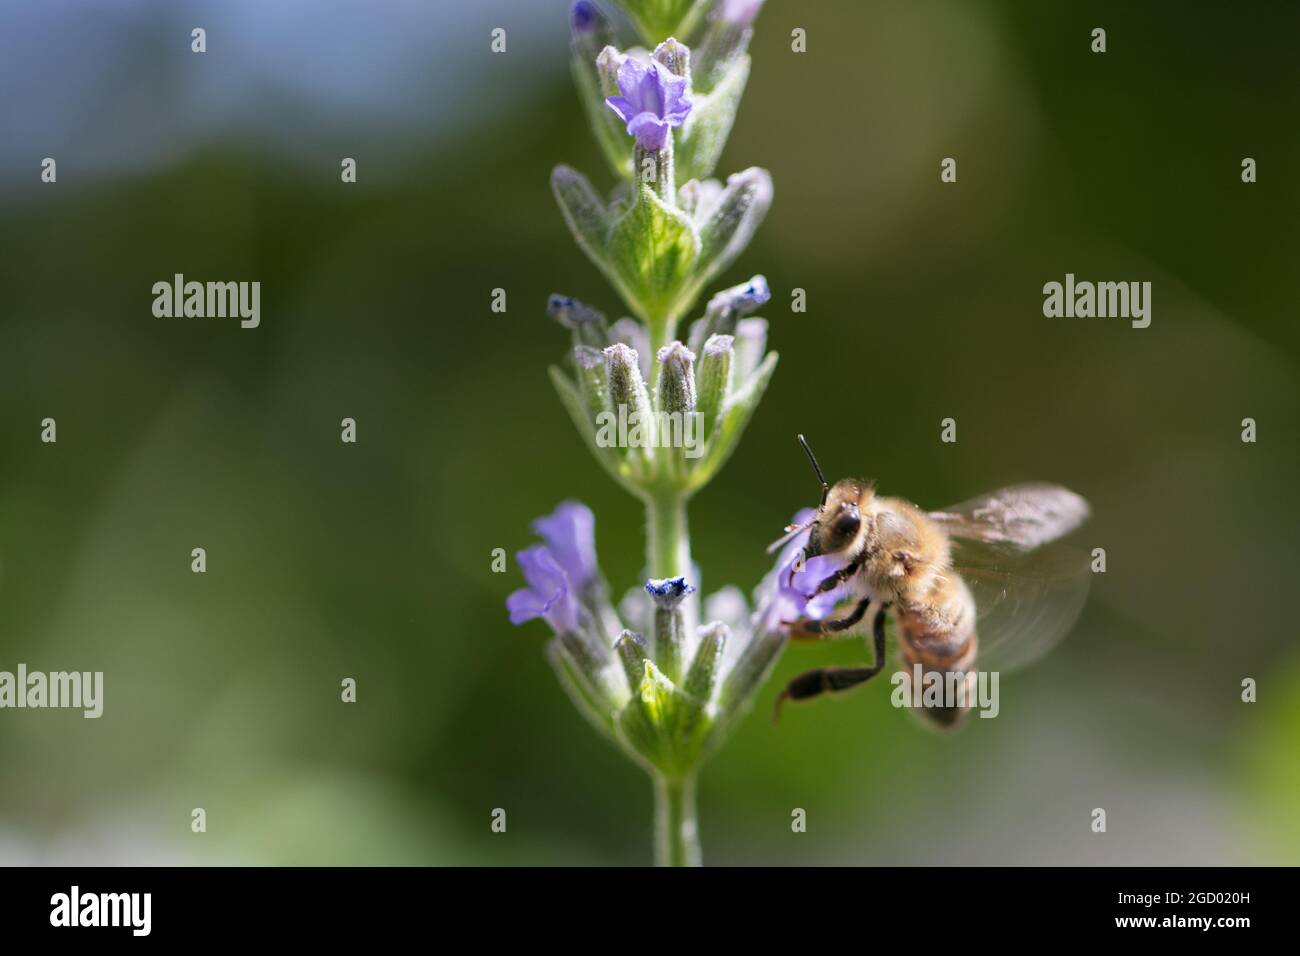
[791,435,874,557]
[807,480,871,556]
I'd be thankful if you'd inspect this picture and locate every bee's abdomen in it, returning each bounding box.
[895,579,978,730]
[895,592,977,672]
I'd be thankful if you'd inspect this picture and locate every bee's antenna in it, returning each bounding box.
[798,434,829,507]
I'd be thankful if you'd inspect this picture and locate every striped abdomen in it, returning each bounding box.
[895,573,978,729]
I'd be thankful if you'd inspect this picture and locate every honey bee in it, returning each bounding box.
[771,435,1091,730]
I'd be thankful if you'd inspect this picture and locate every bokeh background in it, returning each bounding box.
[1,0,1298,865]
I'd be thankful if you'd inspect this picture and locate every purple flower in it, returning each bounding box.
[531,500,598,590]
[788,552,853,618]
[507,545,581,634]
[754,509,855,634]
[507,501,600,635]
[606,56,692,151]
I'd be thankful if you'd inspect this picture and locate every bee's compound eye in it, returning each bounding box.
[832,507,860,537]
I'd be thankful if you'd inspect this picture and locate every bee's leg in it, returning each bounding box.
[815,555,862,593]
[787,595,871,637]
[774,603,891,720]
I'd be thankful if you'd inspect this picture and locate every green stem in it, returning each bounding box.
[642,308,701,865]
[653,773,701,867]
[646,487,690,580]
[645,467,701,864]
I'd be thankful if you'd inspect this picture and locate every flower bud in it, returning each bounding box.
[614,629,650,695]
[694,333,732,443]
[603,343,656,470]
[689,275,769,353]
[682,621,728,706]
[573,345,611,420]
[596,45,626,97]
[570,1,613,61]
[656,341,697,415]
[646,576,695,682]
[706,274,770,324]
[696,169,773,289]
[653,37,692,80]
[549,293,609,349]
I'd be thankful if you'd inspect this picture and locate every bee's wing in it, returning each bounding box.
[948,537,1091,673]
[928,483,1090,551]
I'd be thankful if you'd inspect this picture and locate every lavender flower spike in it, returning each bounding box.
[606,56,693,152]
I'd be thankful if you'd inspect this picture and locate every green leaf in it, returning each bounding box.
[551,165,611,270]
[676,56,751,183]
[607,183,700,323]
[694,333,734,447]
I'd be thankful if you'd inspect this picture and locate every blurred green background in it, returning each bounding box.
[1,0,1298,865]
